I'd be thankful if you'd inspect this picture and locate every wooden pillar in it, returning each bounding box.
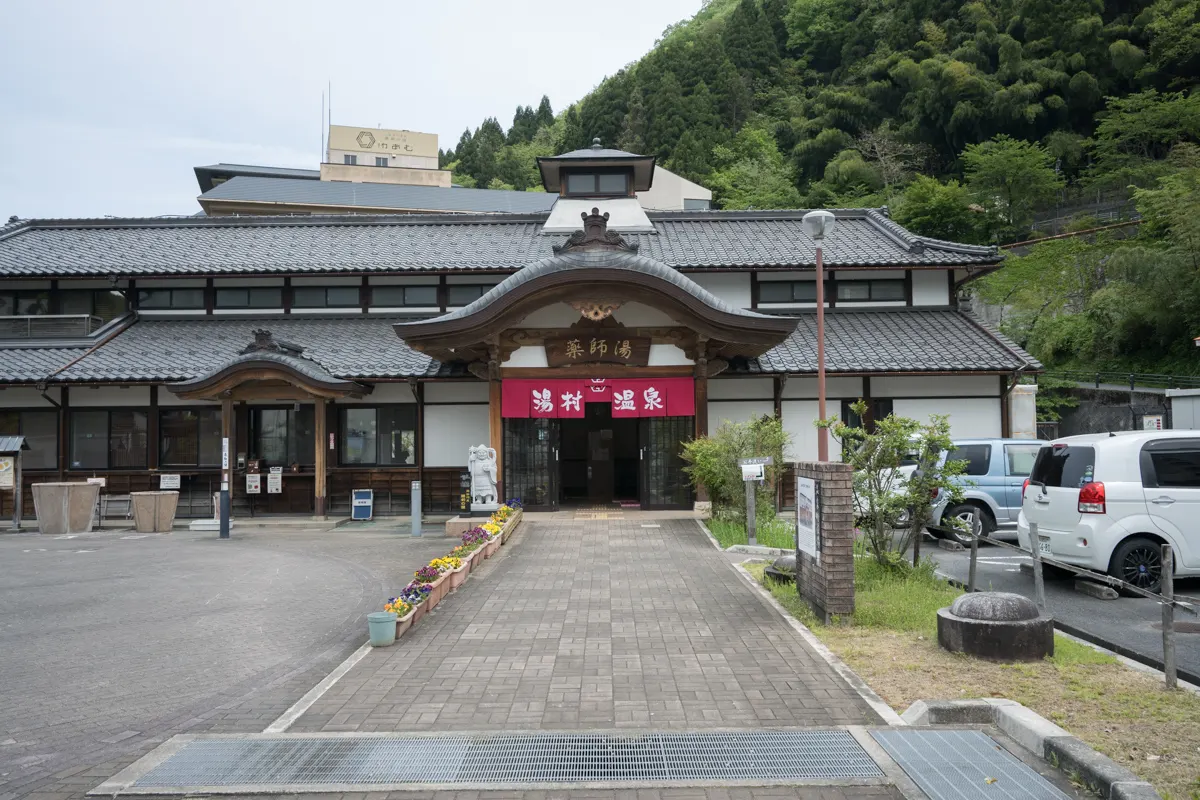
[147,385,159,471]
[774,375,785,512]
[487,342,503,500]
[1000,374,1012,438]
[58,386,69,480]
[314,396,327,519]
[220,396,233,537]
[413,379,425,493]
[694,341,710,503]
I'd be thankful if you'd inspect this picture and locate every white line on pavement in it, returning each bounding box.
[264,642,372,733]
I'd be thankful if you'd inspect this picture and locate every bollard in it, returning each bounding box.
[1029,521,1046,610]
[410,481,422,538]
[745,481,757,546]
[967,509,980,593]
[1162,543,1177,690]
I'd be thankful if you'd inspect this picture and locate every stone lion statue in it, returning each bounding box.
[468,444,499,510]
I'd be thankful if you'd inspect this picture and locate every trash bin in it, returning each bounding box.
[130,491,180,533]
[367,611,398,647]
[31,482,101,535]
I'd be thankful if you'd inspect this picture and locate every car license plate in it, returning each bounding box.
[1038,537,1051,556]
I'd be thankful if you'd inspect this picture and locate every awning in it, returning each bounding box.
[502,378,694,418]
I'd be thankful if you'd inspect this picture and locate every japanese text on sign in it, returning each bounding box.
[545,333,650,367]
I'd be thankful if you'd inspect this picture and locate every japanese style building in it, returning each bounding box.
[0,141,1039,518]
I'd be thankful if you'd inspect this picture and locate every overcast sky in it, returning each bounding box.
[0,0,702,221]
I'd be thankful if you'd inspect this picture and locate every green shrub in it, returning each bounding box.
[681,415,789,519]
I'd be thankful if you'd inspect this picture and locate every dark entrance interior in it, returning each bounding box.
[560,404,639,505]
[503,407,695,512]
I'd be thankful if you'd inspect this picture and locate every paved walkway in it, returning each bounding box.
[290,517,878,733]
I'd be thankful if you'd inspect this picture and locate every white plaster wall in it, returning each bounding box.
[519,303,581,327]
[0,387,61,408]
[370,275,439,286]
[709,378,773,400]
[780,377,863,399]
[708,400,774,427]
[446,275,504,285]
[892,398,1002,438]
[757,271,814,282]
[612,303,675,326]
[424,405,489,467]
[835,270,900,280]
[781,400,842,461]
[424,382,488,403]
[912,270,950,306]
[636,166,712,211]
[338,383,416,404]
[873,375,1000,397]
[292,276,360,287]
[70,386,151,407]
[60,279,129,289]
[157,392,219,407]
[506,346,548,368]
[688,274,751,310]
[648,344,692,366]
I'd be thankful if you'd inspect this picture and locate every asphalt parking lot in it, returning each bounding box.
[931,541,1200,681]
[0,523,450,799]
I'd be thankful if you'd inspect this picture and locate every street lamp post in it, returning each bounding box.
[802,210,837,462]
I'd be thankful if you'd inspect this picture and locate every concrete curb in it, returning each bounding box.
[902,699,1161,799]
[725,543,791,556]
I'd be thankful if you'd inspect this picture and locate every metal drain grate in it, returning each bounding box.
[124,730,882,791]
[872,729,1071,800]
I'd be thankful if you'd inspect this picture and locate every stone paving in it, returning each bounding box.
[289,517,879,734]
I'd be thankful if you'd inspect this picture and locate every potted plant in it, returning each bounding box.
[413,564,446,608]
[384,596,416,638]
[401,583,432,623]
[449,544,477,574]
[464,527,491,559]
[429,556,461,595]
[481,521,502,557]
[439,555,467,591]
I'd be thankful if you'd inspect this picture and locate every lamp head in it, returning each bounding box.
[802,209,837,241]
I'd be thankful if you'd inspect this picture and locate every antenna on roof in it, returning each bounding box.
[320,89,326,162]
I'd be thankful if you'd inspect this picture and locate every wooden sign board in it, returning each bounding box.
[545,333,650,367]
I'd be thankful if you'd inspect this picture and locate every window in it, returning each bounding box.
[840,399,893,432]
[250,406,315,467]
[836,280,905,302]
[344,154,357,165]
[1030,444,1096,489]
[138,288,204,309]
[0,290,51,316]
[1005,443,1043,476]
[446,284,495,306]
[683,198,712,210]
[949,444,992,476]
[340,405,416,466]
[159,409,222,467]
[375,156,388,167]
[69,409,147,469]
[758,281,830,303]
[59,289,128,321]
[1142,440,1200,488]
[215,287,282,309]
[371,285,439,307]
[563,171,629,196]
[293,286,362,308]
[0,410,58,469]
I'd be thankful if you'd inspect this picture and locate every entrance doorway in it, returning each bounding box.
[502,408,693,511]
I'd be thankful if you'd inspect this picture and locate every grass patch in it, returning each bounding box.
[746,561,1200,800]
[707,516,795,549]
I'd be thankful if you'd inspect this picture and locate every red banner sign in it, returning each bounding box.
[502,378,695,418]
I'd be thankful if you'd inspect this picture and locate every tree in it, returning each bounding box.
[714,58,753,130]
[668,130,712,182]
[618,87,649,154]
[681,415,789,522]
[892,176,984,243]
[534,95,554,129]
[962,135,1063,238]
[855,123,930,190]
[709,124,803,209]
[822,401,965,569]
[722,0,779,80]
[647,72,687,159]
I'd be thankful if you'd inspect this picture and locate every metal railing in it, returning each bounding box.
[937,514,1197,689]
[1043,369,1200,391]
[0,314,105,339]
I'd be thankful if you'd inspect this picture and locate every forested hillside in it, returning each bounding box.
[442,0,1200,373]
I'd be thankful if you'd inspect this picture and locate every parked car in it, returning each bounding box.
[1016,430,1200,592]
[928,438,1046,545]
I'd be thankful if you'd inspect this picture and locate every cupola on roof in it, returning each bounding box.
[537,138,656,193]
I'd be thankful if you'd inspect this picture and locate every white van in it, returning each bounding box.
[1017,430,1200,592]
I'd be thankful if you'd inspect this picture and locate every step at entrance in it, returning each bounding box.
[94,730,885,794]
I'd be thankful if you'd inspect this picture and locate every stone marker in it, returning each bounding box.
[937,591,1054,661]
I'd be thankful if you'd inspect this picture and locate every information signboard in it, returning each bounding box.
[267,473,282,494]
[351,489,374,521]
[796,476,819,559]
[246,474,261,494]
[159,474,180,490]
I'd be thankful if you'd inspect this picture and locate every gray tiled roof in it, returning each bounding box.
[0,346,89,382]
[0,209,1000,278]
[201,176,558,214]
[0,436,30,452]
[194,164,321,192]
[750,310,1041,373]
[51,317,437,382]
[547,146,646,160]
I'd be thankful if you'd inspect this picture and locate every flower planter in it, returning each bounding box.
[424,573,448,609]
[449,563,468,592]
[485,536,500,558]
[500,509,523,544]
[411,598,427,624]
[395,606,416,638]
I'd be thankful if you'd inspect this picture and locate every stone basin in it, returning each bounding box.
[937,591,1054,661]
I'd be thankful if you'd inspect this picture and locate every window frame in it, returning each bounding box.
[840,399,894,433]
[68,408,149,470]
[1140,439,1200,489]
[836,279,906,302]
[0,408,59,470]
[1004,443,1044,477]
[370,285,440,308]
[214,287,283,310]
[338,404,418,466]
[248,405,316,468]
[344,154,357,165]
[445,284,496,306]
[158,407,223,468]
[758,280,831,304]
[374,156,388,167]
[561,168,631,198]
[949,444,993,476]
[292,286,363,309]
[137,288,205,310]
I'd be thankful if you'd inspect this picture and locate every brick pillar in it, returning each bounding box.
[793,460,855,623]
